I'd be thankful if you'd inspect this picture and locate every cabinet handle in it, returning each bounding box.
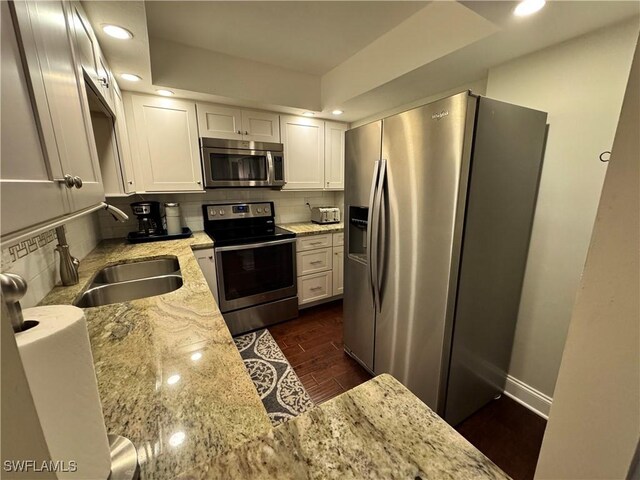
[310,286,323,291]
[310,260,323,265]
[208,256,213,260]
[309,241,322,245]
[237,130,242,134]
[73,176,83,189]
[244,131,249,135]
[62,174,75,189]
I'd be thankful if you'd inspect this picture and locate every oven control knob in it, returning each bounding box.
[219,209,225,216]
[256,208,262,213]
[264,206,270,213]
[211,210,216,216]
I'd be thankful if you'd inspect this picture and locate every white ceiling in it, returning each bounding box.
[146,1,428,75]
[83,1,640,122]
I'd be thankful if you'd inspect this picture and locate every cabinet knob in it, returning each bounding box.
[237,130,241,134]
[128,181,134,185]
[73,176,83,189]
[197,180,202,185]
[62,174,75,189]
[244,131,249,135]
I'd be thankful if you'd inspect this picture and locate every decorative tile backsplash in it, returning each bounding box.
[6,230,57,263]
[0,212,102,308]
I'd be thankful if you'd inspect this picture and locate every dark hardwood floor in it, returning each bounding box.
[456,396,547,480]
[270,300,546,480]
[269,300,372,404]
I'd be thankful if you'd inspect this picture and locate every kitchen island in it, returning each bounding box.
[40,233,508,480]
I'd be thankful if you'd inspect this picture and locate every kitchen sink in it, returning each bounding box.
[74,274,183,308]
[90,257,180,285]
[74,256,183,308]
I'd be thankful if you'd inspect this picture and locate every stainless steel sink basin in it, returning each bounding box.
[74,274,183,308]
[91,257,180,285]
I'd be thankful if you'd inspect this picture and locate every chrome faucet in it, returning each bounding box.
[55,226,80,286]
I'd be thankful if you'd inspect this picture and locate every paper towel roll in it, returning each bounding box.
[17,306,111,480]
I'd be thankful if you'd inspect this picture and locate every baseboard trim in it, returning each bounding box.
[503,375,553,420]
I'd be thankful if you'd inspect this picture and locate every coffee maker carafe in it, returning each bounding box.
[130,201,166,237]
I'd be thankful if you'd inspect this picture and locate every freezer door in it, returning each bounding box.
[343,121,382,371]
[375,93,476,411]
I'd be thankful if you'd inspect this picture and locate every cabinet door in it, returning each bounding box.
[332,246,344,296]
[12,0,104,214]
[280,115,325,190]
[241,110,280,142]
[1,1,68,236]
[131,95,203,192]
[112,86,136,194]
[68,3,99,91]
[194,248,219,300]
[196,103,242,140]
[324,121,347,190]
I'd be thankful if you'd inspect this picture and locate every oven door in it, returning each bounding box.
[215,238,297,312]
[203,147,273,187]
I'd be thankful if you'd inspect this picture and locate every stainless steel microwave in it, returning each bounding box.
[200,138,285,188]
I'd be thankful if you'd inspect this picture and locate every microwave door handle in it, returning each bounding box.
[266,152,273,185]
[366,160,381,309]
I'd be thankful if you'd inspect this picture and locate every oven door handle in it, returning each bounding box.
[215,237,296,252]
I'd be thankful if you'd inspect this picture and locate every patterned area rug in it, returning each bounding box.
[234,329,314,426]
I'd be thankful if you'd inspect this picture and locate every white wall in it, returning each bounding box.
[98,190,342,239]
[485,19,639,399]
[0,212,102,308]
[535,36,639,480]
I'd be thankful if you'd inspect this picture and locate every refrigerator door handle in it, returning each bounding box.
[371,159,387,313]
[366,160,381,308]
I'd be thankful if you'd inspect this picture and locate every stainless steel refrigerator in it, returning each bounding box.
[343,91,547,425]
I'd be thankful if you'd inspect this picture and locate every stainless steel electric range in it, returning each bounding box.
[202,202,298,336]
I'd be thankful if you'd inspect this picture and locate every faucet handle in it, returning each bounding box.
[0,273,28,332]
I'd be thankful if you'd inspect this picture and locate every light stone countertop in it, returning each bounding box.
[40,231,509,480]
[181,374,510,480]
[39,232,272,479]
[280,221,344,236]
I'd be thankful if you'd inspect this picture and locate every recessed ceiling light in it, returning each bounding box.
[166,374,180,385]
[332,110,344,116]
[302,112,315,117]
[102,24,133,40]
[156,89,174,97]
[169,431,185,447]
[120,73,141,82]
[190,352,202,362]
[513,0,545,17]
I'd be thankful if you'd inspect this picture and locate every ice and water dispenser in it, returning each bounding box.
[348,206,368,263]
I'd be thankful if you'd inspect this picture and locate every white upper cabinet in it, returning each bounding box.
[196,103,243,140]
[1,1,68,237]
[196,103,280,142]
[11,0,104,215]
[324,121,348,190]
[112,85,136,194]
[128,94,203,192]
[240,110,280,143]
[281,115,325,190]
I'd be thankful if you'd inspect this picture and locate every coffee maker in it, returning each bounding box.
[130,201,166,238]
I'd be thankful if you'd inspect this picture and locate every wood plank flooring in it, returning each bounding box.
[455,395,547,480]
[269,300,372,404]
[269,300,545,480]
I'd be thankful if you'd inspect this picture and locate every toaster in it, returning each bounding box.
[311,207,341,224]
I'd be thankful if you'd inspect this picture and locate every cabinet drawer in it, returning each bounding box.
[296,234,332,252]
[297,247,332,276]
[299,271,333,305]
[333,232,344,246]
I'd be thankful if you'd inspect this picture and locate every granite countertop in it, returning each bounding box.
[40,232,272,479]
[280,221,344,236]
[182,374,510,480]
[40,231,509,480]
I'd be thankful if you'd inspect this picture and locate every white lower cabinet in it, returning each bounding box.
[332,246,344,296]
[193,248,218,301]
[296,231,344,307]
[299,271,333,305]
